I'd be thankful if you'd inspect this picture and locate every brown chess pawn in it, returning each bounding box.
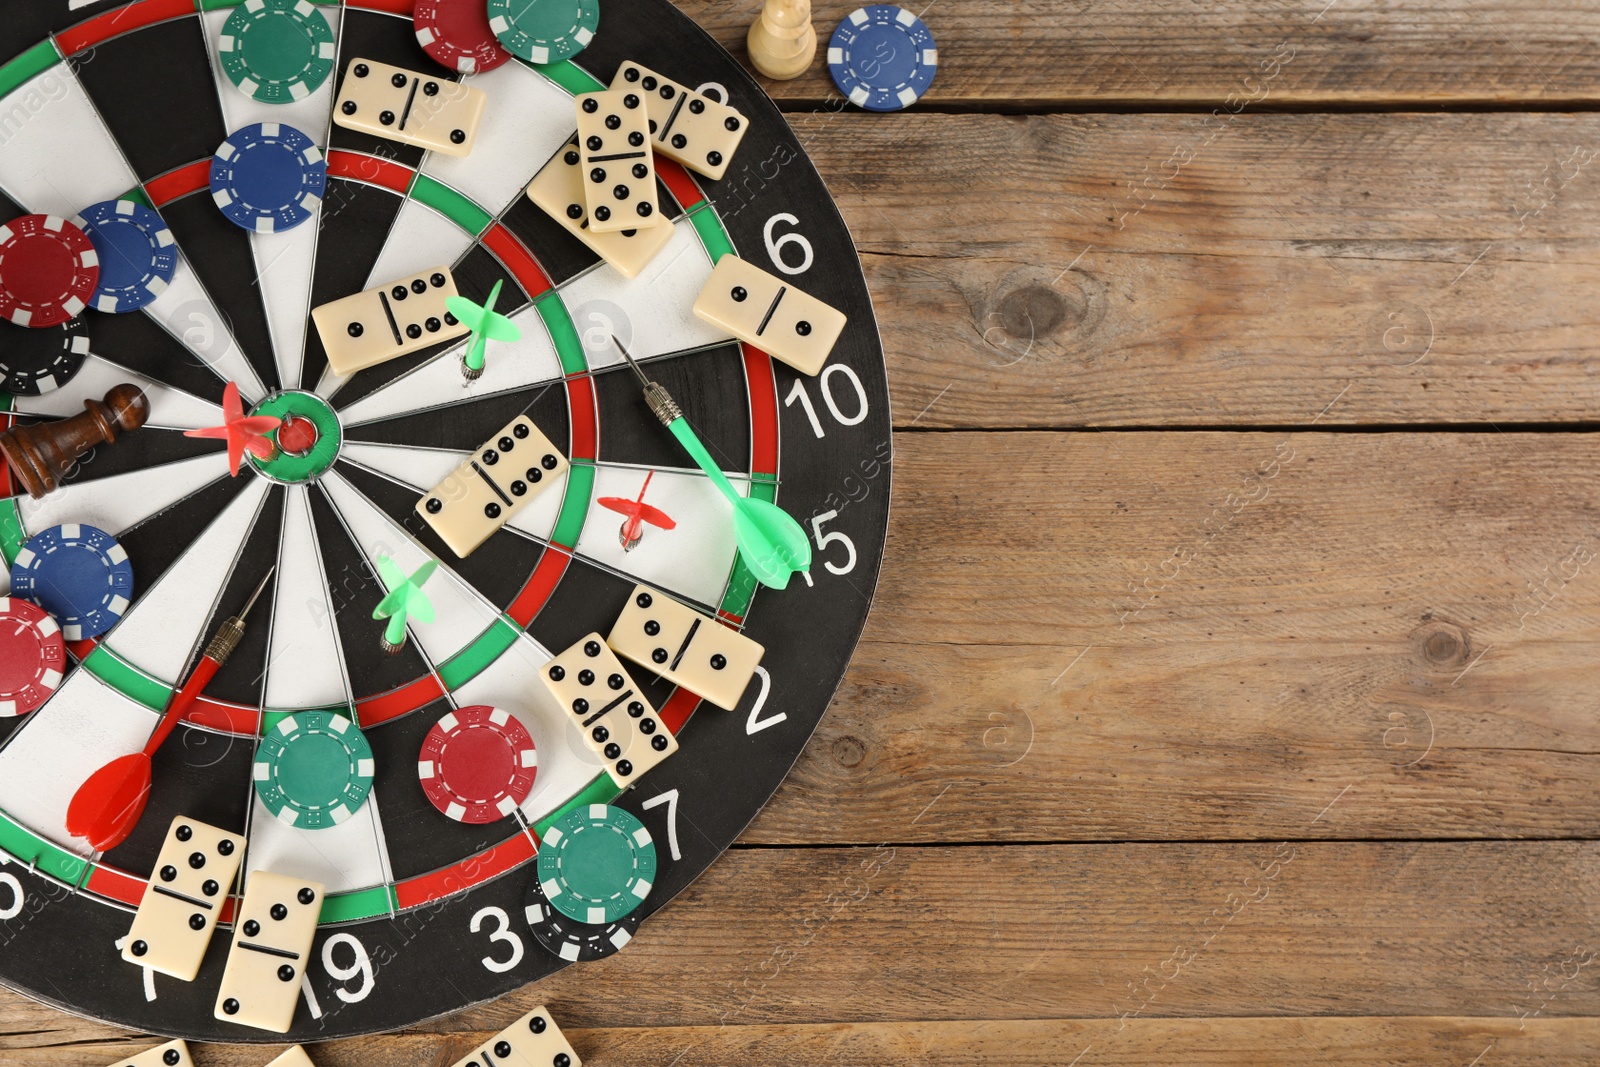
[0,384,149,498]
[748,0,817,81]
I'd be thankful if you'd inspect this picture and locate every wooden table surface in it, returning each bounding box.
[9,1,1600,1064]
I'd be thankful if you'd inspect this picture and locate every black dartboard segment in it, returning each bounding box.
[0,0,889,1042]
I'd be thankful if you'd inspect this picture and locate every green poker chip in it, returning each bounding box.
[254,710,375,829]
[220,0,337,105]
[536,804,656,924]
[486,0,599,65]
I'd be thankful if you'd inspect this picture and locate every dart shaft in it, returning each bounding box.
[146,568,272,755]
[143,656,222,756]
[668,418,742,505]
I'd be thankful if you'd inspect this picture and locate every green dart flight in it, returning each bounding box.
[373,555,438,654]
[447,279,522,381]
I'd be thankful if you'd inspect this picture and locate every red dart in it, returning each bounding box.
[65,569,274,852]
[183,381,281,476]
[597,469,676,551]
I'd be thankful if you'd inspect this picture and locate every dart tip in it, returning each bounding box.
[612,335,652,387]
[241,566,275,620]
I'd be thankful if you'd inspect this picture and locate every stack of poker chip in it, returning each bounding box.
[524,805,656,963]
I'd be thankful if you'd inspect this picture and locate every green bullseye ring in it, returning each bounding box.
[249,390,341,483]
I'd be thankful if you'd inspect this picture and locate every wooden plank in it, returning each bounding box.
[9,1017,1597,1066]
[2,843,1597,1057]
[741,431,1600,843]
[677,1,1600,107]
[786,113,1600,428]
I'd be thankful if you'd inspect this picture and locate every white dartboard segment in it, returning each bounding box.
[0,63,141,216]
[339,441,473,496]
[9,354,223,431]
[336,304,563,429]
[11,451,231,539]
[244,786,393,896]
[0,669,158,853]
[317,470,509,666]
[136,248,270,402]
[200,5,344,393]
[360,197,475,297]
[262,486,354,713]
[558,219,727,369]
[100,478,270,684]
[0,64,268,400]
[422,59,575,217]
[570,464,744,610]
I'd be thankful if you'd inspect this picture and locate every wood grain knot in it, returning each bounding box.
[976,266,1105,361]
[831,735,867,767]
[1413,620,1470,668]
[994,285,1074,343]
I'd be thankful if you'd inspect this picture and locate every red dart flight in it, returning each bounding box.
[598,469,677,551]
[184,381,281,475]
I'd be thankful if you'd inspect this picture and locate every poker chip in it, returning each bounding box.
[524,874,642,963]
[486,0,598,65]
[0,597,66,717]
[828,5,939,112]
[415,0,513,74]
[9,524,133,641]
[417,705,537,824]
[219,0,337,104]
[253,710,375,829]
[0,317,89,395]
[536,804,656,925]
[209,122,326,234]
[0,214,100,328]
[72,200,177,314]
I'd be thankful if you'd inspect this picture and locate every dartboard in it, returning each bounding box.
[0,0,888,1042]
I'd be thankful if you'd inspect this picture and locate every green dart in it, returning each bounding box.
[446,279,522,382]
[612,336,811,589]
[372,555,439,654]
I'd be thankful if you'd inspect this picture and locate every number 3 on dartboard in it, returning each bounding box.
[470,906,525,973]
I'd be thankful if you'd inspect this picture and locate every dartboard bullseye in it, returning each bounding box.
[0,0,888,1043]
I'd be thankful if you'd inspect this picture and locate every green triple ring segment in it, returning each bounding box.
[249,390,342,483]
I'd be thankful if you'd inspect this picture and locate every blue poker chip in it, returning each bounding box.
[10,523,134,641]
[828,5,938,112]
[72,199,178,314]
[209,121,326,234]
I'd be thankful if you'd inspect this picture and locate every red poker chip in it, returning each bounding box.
[414,0,513,74]
[0,596,66,717]
[0,214,100,329]
[418,705,537,823]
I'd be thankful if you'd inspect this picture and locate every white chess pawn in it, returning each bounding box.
[747,0,817,81]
